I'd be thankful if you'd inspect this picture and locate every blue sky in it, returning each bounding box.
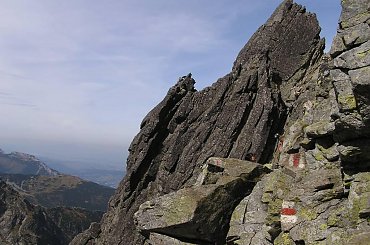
[0,0,341,170]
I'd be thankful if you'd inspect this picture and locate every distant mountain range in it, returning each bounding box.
[0,148,115,244]
[0,148,115,211]
[0,180,103,244]
[0,149,59,176]
[0,173,114,211]
[0,148,125,188]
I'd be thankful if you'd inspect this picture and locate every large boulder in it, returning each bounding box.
[134,158,270,244]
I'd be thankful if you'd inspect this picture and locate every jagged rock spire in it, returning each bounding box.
[71,1,324,244]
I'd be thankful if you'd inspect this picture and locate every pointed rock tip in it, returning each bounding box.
[175,72,196,92]
[268,0,318,26]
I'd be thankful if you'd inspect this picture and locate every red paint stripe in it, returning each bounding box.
[281,208,297,215]
[293,153,300,167]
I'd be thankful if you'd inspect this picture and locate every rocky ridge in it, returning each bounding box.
[72,0,370,244]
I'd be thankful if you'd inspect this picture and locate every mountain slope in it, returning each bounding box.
[0,180,68,245]
[0,149,59,176]
[0,173,115,211]
[46,207,103,241]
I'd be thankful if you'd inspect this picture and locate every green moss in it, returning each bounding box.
[264,163,273,170]
[165,193,198,225]
[268,198,283,214]
[356,172,370,182]
[320,223,328,230]
[262,192,273,203]
[299,207,318,221]
[267,198,283,225]
[357,49,370,58]
[313,150,326,161]
[230,201,247,223]
[328,211,342,227]
[344,181,352,189]
[262,171,295,226]
[274,232,295,245]
[350,197,361,223]
[358,193,370,212]
[338,94,357,110]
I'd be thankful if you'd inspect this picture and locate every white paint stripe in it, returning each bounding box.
[281,214,298,224]
[282,200,295,209]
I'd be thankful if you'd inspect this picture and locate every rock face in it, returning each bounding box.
[134,158,270,244]
[72,0,370,244]
[226,0,370,244]
[46,207,103,242]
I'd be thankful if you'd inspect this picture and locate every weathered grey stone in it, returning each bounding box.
[334,40,370,69]
[343,23,370,47]
[349,66,370,87]
[338,140,370,169]
[339,0,370,28]
[69,222,101,245]
[227,175,272,245]
[304,121,335,138]
[195,159,224,186]
[334,113,370,142]
[134,158,269,244]
[330,34,347,57]
[196,157,267,186]
[145,233,194,245]
[317,143,340,162]
[332,71,357,112]
[348,232,370,245]
[330,22,370,56]
[349,66,370,121]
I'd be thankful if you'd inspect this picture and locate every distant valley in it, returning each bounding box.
[0,148,118,244]
[39,156,125,188]
[0,173,114,211]
[0,180,104,244]
[0,148,115,211]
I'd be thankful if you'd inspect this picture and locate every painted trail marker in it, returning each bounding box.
[288,152,305,169]
[281,200,298,231]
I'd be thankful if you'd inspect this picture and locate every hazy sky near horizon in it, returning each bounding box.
[0,0,341,170]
